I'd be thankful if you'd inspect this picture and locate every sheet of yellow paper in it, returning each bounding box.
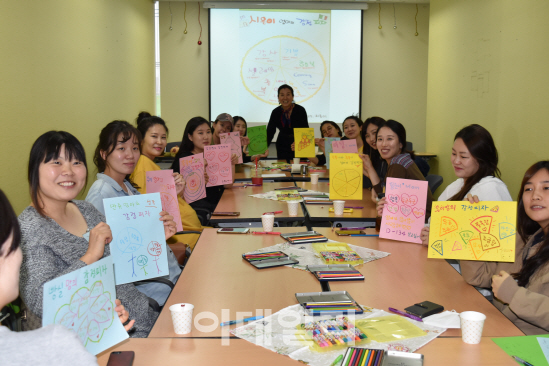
[329,153,363,200]
[294,128,315,157]
[428,201,517,262]
[355,315,426,343]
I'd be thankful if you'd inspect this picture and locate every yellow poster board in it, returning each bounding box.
[329,153,363,200]
[294,128,315,157]
[427,201,517,262]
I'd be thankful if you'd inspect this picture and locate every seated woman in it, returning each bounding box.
[420,124,512,244]
[18,131,175,337]
[290,120,343,166]
[233,116,252,164]
[461,161,549,335]
[130,112,204,249]
[361,117,387,189]
[85,120,182,306]
[362,120,433,221]
[171,117,236,216]
[1,188,121,365]
[211,113,233,145]
[320,120,342,138]
[341,116,364,153]
[236,116,268,163]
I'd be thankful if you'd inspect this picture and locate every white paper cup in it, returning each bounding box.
[310,173,319,185]
[170,303,194,334]
[293,158,300,164]
[460,311,486,344]
[261,214,275,232]
[333,200,345,216]
[287,201,299,216]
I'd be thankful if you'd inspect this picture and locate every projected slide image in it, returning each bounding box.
[241,35,327,105]
[211,9,361,123]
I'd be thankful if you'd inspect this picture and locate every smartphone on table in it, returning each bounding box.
[107,351,134,366]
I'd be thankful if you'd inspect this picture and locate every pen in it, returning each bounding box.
[252,231,282,235]
[350,234,379,237]
[220,315,264,326]
[512,356,534,366]
[345,206,363,209]
[263,210,283,215]
[388,307,423,322]
[340,227,367,230]
[330,354,343,366]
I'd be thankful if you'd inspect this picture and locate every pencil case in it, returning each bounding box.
[342,347,424,366]
[295,316,369,352]
[312,242,363,265]
[242,251,298,269]
[307,264,364,282]
[295,291,365,316]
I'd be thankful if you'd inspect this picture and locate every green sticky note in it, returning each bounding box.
[492,335,549,366]
[247,125,268,156]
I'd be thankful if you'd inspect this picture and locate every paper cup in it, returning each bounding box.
[287,201,299,216]
[333,200,345,216]
[170,303,194,334]
[460,311,486,344]
[310,173,319,185]
[261,214,275,232]
[293,158,300,164]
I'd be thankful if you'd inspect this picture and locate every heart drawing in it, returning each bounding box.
[387,194,399,204]
[400,205,412,217]
[219,152,229,162]
[207,163,219,174]
[412,207,425,218]
[386,203,399,214]
[205,151,215,161]
[219,167,230,177]
[401,193,418,206]
[209,175,218,185]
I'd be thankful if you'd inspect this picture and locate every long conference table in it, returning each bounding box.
[96,166,523,365]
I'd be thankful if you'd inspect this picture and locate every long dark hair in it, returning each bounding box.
[513,162,549,287]
[361,117,385,154]
[0,189,20,257]
[320,121,342,138]
[449,124,500,201]
[93,121,142,173]
[136,112,169,139]
[361,116,385,169]
[233,116,247,136]
[378,120,415,160]
[178,117,211,153]
[28,131,88,217]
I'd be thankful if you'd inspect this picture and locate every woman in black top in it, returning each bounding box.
[266,84,309,161]
[171,117,235,218]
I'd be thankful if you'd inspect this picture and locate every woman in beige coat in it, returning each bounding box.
[462,161,549,335]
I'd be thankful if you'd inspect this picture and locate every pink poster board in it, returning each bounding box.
[220,131,243,164]
[332,140,358,154]
[204,144,232,187]
[379,177,429,244]
[179,154,207,204]
[145,170,183,232]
